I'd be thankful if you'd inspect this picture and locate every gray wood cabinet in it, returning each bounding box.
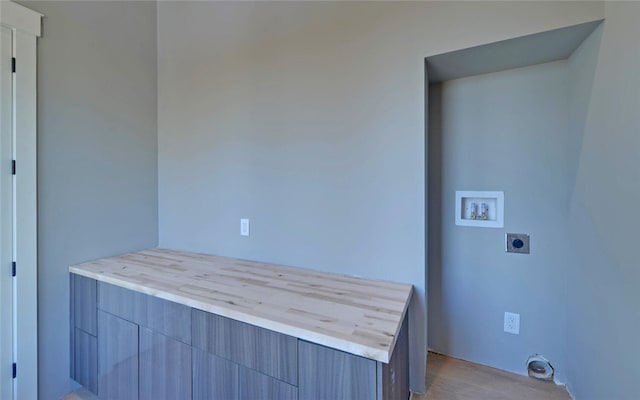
[98,281,191,344]
[70,274,98,394]
[72,274,97,335]
[298,341,377,400]
[73,279,194,400]
[139,327,192,400]
[192,348,238,400]
[378,313,410,400]
[96,282,193,400]
[73,328,97,394]
[97,310,139,400]
[192,309,297,385]
[239,367,298,400]
[71,273,410,400]
[298,314,410,400]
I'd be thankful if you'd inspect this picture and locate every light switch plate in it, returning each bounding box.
[506,233,529,254]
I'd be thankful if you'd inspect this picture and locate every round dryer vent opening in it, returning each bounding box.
[526,354,554,381]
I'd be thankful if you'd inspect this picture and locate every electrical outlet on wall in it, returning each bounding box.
[504,312,520,335]
[240,218,249,236]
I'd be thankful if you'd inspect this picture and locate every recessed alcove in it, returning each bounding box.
[425,19,603,382]
[426,20,602,83]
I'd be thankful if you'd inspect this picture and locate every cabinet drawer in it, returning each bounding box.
[71,274,97,335]
[192,309,297,385]
[98,281,191,344]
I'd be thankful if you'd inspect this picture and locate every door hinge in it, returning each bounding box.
[12,262,16,277]
[12,58,15,73]
[12,160,15,175]
[12,363,16,379]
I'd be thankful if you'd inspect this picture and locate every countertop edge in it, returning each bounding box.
[69,266,411,363]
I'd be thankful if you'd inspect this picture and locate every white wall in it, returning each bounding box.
[19,2,159,399]
[566,3,640,399]
[428,60,572,380]
[157,1,602,392]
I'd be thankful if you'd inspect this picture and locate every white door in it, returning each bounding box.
[1,3,41,398]
[0,25,15,400]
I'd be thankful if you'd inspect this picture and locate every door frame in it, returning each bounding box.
[1,23,14,400]
[0,2,41,399]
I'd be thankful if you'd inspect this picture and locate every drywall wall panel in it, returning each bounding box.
[428,61,571,380]
[18,1,158,399]
[157,1,602,393]
[566,3,640,399]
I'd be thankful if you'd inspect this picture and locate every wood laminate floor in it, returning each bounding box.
[62,352,571,400]
[415,352,572,400]
[61,387,98,400]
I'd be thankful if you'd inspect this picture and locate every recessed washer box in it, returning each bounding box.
[455,191,504,228]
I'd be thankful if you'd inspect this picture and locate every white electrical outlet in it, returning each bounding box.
[240,219,249,236]
[504,312,520,335]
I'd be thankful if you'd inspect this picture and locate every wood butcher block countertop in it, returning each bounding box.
[69,248,413,363]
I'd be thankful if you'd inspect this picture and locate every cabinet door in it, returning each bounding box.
[73,328,97,394]
[139,327,192,400]
[299,341,377,400]
[193,348,238,400]
[238,367,297,400]
[98,311,139,400]
[378,313,409,400]
[70,274,98,394]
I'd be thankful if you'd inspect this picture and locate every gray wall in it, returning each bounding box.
[18,0,637,398]
[156,1,602,393]
[566,3,640,399]
[19,2,158,399]
[428,61,572,381]
[429,2,640,397]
